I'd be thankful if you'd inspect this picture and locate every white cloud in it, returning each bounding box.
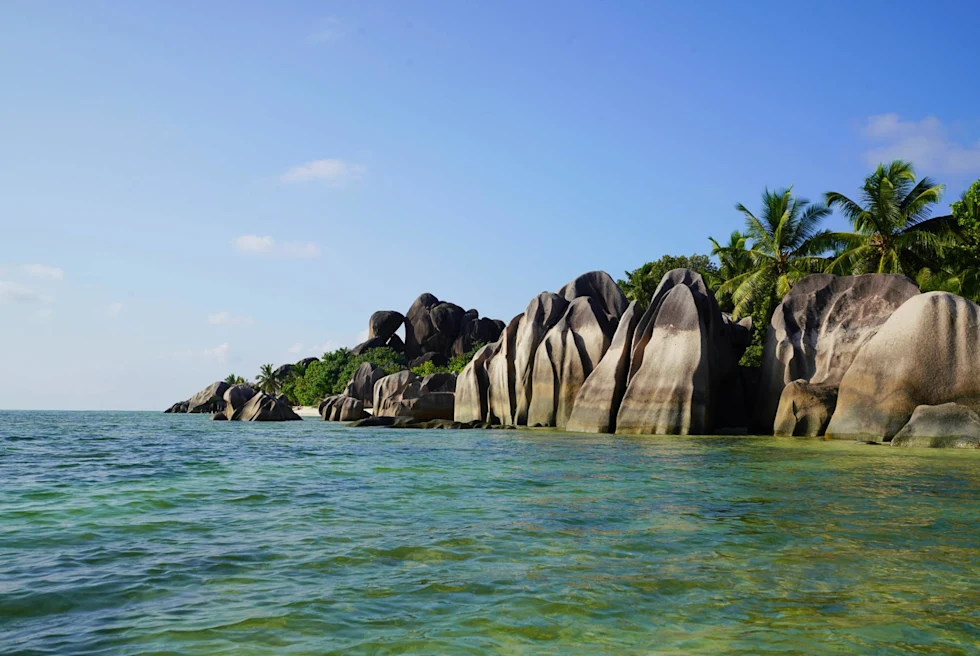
[232,234,321,259]
[208,311,254,326]
[287,342,304,354]
[203,343,230,361]
[860,114,980,175]
[280,159,366,186]
[311,16,343,43]
[0,281,53,304]
[107,302,123,317]
[22,264,64,281]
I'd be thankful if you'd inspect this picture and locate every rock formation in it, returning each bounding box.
[772,380,838,437]
[565,302,642,433]
[373,370,456,421]
[890,404,980,448]
[616,272,726,435]
[454,343,499,423]
[456,270,635,428]
[527,296,614,428]
[164,381,229,414]
[369,310,405,341]
[223,384,257,416]
[756,274,920,433]
[343,362,387,407]
[229,392,302,421]
[826,292,980,442]
[319,395,369,421]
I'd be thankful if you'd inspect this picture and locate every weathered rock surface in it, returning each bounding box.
[891,403,980,448]
[453,311,505,357]
[319,395,369,421]
[454,343,499,423]
[487,315,523,425]
[296,357,319,368]
[408,352,449,369]
[179,381,229,414]
[231,392,302,421]
[558,270,629,322]
[613,269,743,435]
[565,301,642,433]
[369,310,405,342]
[772,380,838,437]
[527,296,614,428]
[756,274,920,433]
[350,336,388,356]
[404,293,464,359]
[373,370,456,421]
[343,362,387,407]
[827,292,980,442]
[164,400,189,413]
[223,384,257,417]
[513,293,571,424]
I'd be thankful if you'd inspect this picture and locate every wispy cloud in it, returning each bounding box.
[860,114,980,175]
[280,159,366,186]
[232,234,321,259]
[208,311,254,326]
[287,342,304,354]
[203,343,230,361]
[0,281,53,304]
[107,302,123,317]
[22,264,64,281]
[310,16,343,43]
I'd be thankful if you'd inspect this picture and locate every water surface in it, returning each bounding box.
[2,411,978,654]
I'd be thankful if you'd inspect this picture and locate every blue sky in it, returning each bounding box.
[2,0,979,410]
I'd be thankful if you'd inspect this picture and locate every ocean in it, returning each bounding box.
[2,411,978,654]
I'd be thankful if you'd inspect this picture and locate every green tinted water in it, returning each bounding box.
[1,411,978,654]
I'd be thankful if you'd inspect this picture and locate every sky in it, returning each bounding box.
[2,0,979,410]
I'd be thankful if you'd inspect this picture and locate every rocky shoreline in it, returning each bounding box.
[166,269,980,448]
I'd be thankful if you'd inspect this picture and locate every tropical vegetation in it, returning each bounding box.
[619,161,980,366]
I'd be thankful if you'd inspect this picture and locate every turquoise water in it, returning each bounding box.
[1,412,979,655]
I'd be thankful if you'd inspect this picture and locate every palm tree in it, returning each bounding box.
[719,188,832,318]
[256,364,278,394]
[707,230,751,313]
[223,373,245,385]
[824,160,951,276]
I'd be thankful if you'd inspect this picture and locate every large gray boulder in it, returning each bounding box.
[558,270,628,322]
[891,403,980,448]
[223,384,257,417]
[185,381,230,414]
[565,301,642,433]
[369,310,405,342]
[526,296,614,428]
[452,311,504,357]
[373,370,420,415]
[756,274,919,433]
[615,269,738,435]
[349,336,388,356]
[772,380,838,437]
[404,293,465,359]
[320,395,369,421]
[373,370,454,420]
[231,392,302,421]
[827,292,980,442]
[343,362,387,407]
[454,342,498,423]
[487,314,524,425]
[512,293,570,424]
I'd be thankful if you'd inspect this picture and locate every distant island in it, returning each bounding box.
[167,162,980,448]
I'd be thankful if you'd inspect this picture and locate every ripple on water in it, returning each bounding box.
[1,411,979,655]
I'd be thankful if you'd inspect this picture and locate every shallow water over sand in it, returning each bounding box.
[2,411,979,654]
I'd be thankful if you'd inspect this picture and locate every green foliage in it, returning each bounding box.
[951,178,980,237]
[824,160,951,276]
[223,374,246,385]
[617,254,718,308]
[739,344,763,368]
[719,187,832,319]
[256,363,278,395]
[409,342,488,377]
[335,348,407,395]
[708,231,752,313]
